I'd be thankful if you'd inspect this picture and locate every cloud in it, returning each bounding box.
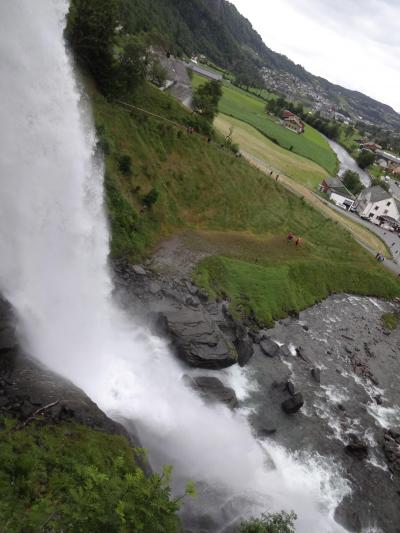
[229,0,400,112]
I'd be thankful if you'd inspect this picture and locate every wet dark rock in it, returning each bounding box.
[302,324,309,331]
[155,310,237,369]
[345,436,369,460]
[184,376,238,409]
[311,367,321,383]
[285,381,295,396]
[258,427,277,437]
[186,282,198,296]
[234,337,254,367]
[185,296,200,307]
[337,403,346,412]
[282,393,304,414]
[374,395,383,405]
[197,290,209,303]
[235,323,247,341]
[248,330,261,344]
[279,345,292,358]
[295,346,311,364]
[260,337,280,358]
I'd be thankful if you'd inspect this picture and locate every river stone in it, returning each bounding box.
[285,381,295,396]
[131,265,147,276]
[234,337,254,367]
[155,310,237,369]
[185,376,238,409]
[345,437,369,460]
[260,337,280,358]
[311,367,321,383]
[282,392,304,414]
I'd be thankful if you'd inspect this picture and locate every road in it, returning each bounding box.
[330,206,400,275]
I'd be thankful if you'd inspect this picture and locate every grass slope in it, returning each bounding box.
[89,80,400,323]
[192,73,338,174]
[215,113,327,190]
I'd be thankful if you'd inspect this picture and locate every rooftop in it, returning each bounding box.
[360,185,392,203]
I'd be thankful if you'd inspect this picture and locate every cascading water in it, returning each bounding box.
[0,2,350,531]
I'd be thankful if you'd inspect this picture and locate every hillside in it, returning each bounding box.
[120,0,400,131]
[89,80,400,324]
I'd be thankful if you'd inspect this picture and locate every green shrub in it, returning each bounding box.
[118,154,133,175]
[381,312,398,330]
[240,511,297,533]
[0,419,182,532]
[142,187,160,208]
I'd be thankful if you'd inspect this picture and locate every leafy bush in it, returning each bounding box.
[0,419,182,532]
[142,187,160,208]
[240,511,297,533]
[342,170,364,195]
[381,312,399,330]
[118,154,133,175]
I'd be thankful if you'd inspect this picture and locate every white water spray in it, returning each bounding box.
[0,2,349,531]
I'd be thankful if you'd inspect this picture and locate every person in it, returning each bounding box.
[287,232,294,244]
[375,252,381,259]
[276,174,279,182]
[295,237,302,247]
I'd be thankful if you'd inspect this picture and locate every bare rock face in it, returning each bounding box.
[260,337,280,358]
[184,376,238,409]
[281,393,304,414]
[155,309,237,369]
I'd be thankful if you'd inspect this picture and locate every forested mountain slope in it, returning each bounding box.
[120,0,400,130]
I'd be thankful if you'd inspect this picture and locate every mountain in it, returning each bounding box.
[120,0,400,131]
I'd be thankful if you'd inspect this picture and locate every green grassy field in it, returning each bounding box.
[215,114,327,190]
[90,80,400,323]
[192,73,338,174]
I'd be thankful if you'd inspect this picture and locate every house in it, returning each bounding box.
[185,62,223,81]
[319,177,355,210]
[281,110,304,134]
[354,186,400,224]
[361,142,382,152]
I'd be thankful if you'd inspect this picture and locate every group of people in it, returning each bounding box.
[287,232,302,247]
[269,170,280,182]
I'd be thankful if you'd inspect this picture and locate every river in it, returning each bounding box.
[327,138,371,187]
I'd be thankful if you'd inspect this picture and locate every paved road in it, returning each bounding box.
[330,205,400,275]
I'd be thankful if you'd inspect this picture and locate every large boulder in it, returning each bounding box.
[260,337,280,358]
[155,310,237,369]
[345,436,369,460]
[185,376,238,409]
[282,392,304,414]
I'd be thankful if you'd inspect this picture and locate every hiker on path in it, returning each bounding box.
[295,237,302,247]
[287,232,294,244]
[276,174,279,182]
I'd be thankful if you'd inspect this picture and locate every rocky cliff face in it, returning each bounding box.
[0,297,134,440]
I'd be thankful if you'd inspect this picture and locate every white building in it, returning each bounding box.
[354,186,400,224]
[319,177,355,210]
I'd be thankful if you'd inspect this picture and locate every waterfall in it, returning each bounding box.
[0,2,349,531]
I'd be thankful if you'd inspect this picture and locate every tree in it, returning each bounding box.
[342,170,364,195]
[192,80,223,122]
[240,511,297,533]
[115,36,148,94]
[66,0,119,94]
[371,177,390,192]
[357,150,375,169]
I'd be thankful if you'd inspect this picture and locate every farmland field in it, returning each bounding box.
[192,73,338,174]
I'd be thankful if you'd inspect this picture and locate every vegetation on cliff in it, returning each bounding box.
[0,418,183,532]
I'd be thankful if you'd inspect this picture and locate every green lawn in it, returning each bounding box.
[215,114,327,190]
[192,73,338,174]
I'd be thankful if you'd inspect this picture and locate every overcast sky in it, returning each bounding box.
[229,0,400,113]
